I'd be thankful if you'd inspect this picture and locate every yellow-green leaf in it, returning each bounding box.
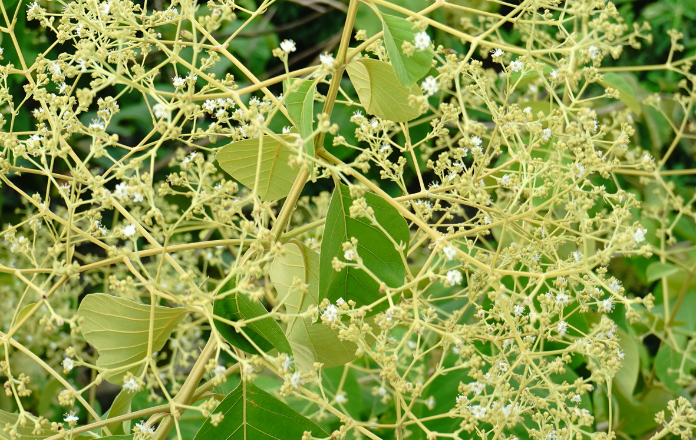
[346,58,423,122]
[78,294,186,384]
[270,241,362,371]
[217,135,300,201]
[381,14,433,87]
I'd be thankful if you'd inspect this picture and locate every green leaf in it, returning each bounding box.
[193,381,327,440]
[213,281,292,356]
[103,388,135,435]
[381,14,433,87]
[284,78,316,157]
[319,183,409,316]
[655,336,696,392]
[613,328,639,399]
[598,73,642,116]
[78,294,186,384]
[646,262,682,282]
[217,135,301,201]
[270,241,363,370]
[346,59,423,122]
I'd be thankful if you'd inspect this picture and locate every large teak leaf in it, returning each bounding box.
[78,294,186,384]
[217,135,300,201]
[194,381,327,440]
[382,14,433,87]
[270,240,362,370]
[213,280,292,356]
[319,183,409,316]
[284,78,316,157]
[346,58,423,122]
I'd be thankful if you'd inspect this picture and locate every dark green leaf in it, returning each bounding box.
[194,381,327,440]
[319,183,409,316]
[213,281,292,356]
[381,14,433,87]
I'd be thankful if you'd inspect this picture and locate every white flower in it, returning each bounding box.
[524,106,531,114]
[182,152,198,168]
[173,76,185,87]
[336,297,346,306]
[557,320,568,335]
[121,223,137,238]
[320,52,334,68]
[153,103,168,119]
[470,381,484,394]
[62,358,74,372]
[446,269,462,286]
[64,411,79,423]
[443,245,457,261]
[414,32,431,50]
[491,48,504,58]
[323,304,339,322]
[203,99,217,112]
[588,45,600,59]
[575,164,585,178]
[90,119,105,130]
[555,292,569,306]
[513,305,525,317]
[28,2,40,13]
[135,422,155,435]
[282,356,293,372]
[114,182,131,201]
[378,386,387,396]
[571,394,582,403]
[550,70,558,79]
[344,249,355,261]
[471,135,482,147]
[421,76,438,96]
[634,227,647,243]
[280,39,296,53]
[502,403,517,418]
[608,279,621,293]
[590,119,598,132]
[542,128,552,141]
[101,2,110,15]
[282,126,292,134]
[123,377,139,392]
[290,371,302,388]
[484,216,492,225]
[617,348,625,360]
[456,394,467,404]
[471,405,487,419]
[500,174,512,187]
[58,82,67,94]
[335,393,347,404]
[498,361,508,372]
[213,365,226,377]
[573,251,581,263]
[426,396,436,410]
[601,299,614,313]
[509,59,523,72]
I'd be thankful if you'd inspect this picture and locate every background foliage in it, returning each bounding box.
[1,0,696,439]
